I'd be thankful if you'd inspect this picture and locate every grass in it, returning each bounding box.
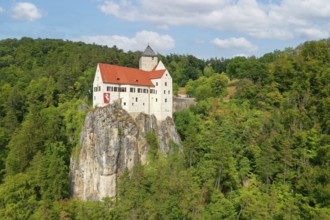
[223,79,239,102]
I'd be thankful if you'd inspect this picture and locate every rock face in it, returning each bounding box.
[70,102,181,201]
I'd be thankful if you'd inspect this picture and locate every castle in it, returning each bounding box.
[93,45,173,121]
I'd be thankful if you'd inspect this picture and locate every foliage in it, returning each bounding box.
[185,73,229,101]
[0,37,330,218]
[146,131,160,161]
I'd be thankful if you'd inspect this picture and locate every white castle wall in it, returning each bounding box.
[150,70,172,120]
[93,60,173,121]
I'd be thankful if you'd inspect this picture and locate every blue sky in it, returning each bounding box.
[0,0,329,59]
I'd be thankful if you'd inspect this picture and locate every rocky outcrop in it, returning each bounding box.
[70,103,181,201]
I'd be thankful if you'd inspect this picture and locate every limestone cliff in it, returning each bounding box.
[69,103,181,201]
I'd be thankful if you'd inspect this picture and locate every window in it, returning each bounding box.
[143,103,145,106]
[143,89,148,93]
[165,82,167,86]
[120,87,126,92]
[150,89,156,94]
[107,86,111,91]
[165,98,167,103]
[132,103,134,106]
[138,88,142,93]
[123,102,126,106]
[130,88,135,93]
[114,87,118,92]
[136,97,138,102]
[156,98,158,102]
[164,90,166,94]
[156,82,158,86]
[94,86,101,92]
[168,90,170,94]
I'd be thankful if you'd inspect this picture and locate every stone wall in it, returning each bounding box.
[173,96,196,112]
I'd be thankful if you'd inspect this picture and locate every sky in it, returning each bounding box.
[0,0,329,59]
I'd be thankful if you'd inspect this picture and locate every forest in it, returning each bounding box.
[0,37,329,219]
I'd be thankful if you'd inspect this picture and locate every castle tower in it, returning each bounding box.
[139,45,158,71]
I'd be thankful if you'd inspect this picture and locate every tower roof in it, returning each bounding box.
[142,45,157,57]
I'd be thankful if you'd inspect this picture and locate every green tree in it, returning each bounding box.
[0,173,38,219]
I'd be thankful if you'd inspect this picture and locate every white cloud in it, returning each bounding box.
[211,37,258,52]
[0,7,5,13]
[75,31,175,52]
[99,0,138,21]
[98,0,330,41]
[99,0,121,16]
[295,28,329,39]
[11,2,42,21]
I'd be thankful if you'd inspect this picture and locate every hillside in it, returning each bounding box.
[0,37,329,219]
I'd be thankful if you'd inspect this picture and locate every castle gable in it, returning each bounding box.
[155,60,166,70]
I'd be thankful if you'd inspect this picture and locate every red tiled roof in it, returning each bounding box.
[98,63,166,87]
[149,70,166,79]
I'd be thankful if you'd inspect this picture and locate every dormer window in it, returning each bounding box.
[117,78,120,80]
